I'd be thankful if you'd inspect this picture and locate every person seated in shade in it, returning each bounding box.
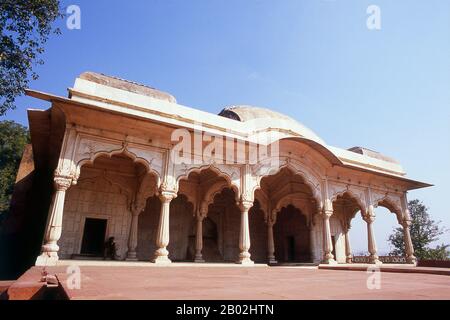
[103,236,118,260]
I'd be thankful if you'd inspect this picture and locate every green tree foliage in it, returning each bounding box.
[389,199,449,260]
[0,120,29,222]
[0,0,63,115]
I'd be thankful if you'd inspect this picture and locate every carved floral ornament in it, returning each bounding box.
[53,176,72,191]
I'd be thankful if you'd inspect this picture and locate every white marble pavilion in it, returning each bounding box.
[24,72,430,267]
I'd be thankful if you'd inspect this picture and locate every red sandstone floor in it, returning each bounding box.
[47,265,450,300]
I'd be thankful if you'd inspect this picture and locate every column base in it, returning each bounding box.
[321,258,338,265]
[35,253,59,266]
[194,259,205,263]
[126,257,139,261]
[369,256,383,265]
[126,251,138,261]
[236,258,254,265]
[268,258,277,264]
[406,255,417,265]
[152,256,172,265]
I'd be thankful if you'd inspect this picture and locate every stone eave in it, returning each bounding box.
[25,89,432,190]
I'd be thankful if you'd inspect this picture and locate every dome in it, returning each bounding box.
[219,105,295,122]
[218,105,325,144]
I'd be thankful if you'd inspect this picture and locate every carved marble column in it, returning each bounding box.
[36,176,72,266]
[126,208,143,261]
[153,190,176,264]
[237,200,254,265]
[344,225,353,263]
[363,209,381,264]
[267,213,277,264]
[321,209,336,264]
[194,207,207,263]
[402,219,417,264]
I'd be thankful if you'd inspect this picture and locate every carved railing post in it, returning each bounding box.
[153,188,177,264]
[194,206,207,263]
[36,175,72,266]
[401,218,417,264]
[363,206,381,265]
[237,200,254,265]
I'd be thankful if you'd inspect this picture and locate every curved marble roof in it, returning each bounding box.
[79,72,177,103]
[219,105,325,145]
[27,71,428,182]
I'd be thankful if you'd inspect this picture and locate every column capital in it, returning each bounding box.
[239,200,253,212]
[363,213,375,224]
[342,218,352,232]
[401,218,412,228]
[131,207,144,217]
[159,189,177,203]
[54,176,72,191]
[322,209,333,219]
[196,201,208,220]
[197,207,207,220]
[266,214,276,226]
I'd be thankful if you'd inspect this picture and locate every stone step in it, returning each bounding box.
[269,262,318,267]
[0,280,15,300]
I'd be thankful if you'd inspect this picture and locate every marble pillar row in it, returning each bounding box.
[237,200,254,265]
[36,176,72,266]
[153,190,176,264]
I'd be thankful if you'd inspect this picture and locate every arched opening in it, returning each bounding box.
[332,192,365,263]
[60,153,157,260]
[256,167,318,264]
[274,205,310,262]
[137,195,160,260]
[249,200,267,263]
[375,199,403,259]
[167,194,194,261]
[178,167,238,262]
[207,188,240,262]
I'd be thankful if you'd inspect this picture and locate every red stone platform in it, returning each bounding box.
[5,261,448,300]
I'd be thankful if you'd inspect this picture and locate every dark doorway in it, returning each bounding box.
[80,218,107,256]
[274,205,311,262]
[287,236,295,261]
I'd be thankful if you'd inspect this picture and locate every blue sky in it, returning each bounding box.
[2,0,449,253]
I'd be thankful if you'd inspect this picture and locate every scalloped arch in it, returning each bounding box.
[75,146,161,186]
[201,180,238,211]
[177,163,240,196]
[253,159,322,205]
[375,195,403,223]
[330,189,367,215]
[274,193,312,217]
